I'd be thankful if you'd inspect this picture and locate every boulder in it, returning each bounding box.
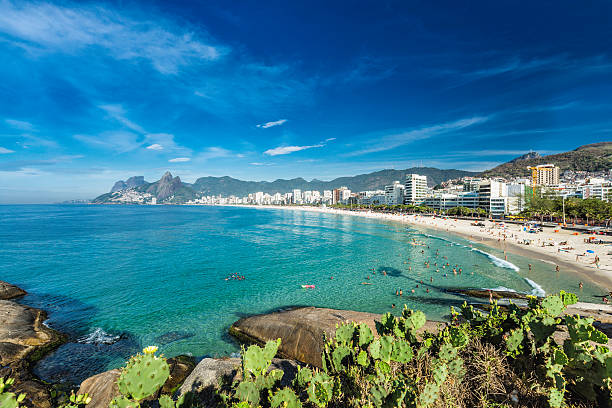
[0,281,27,300]
[177,357,297,406]
[229,306,443,367]
[77,356,195,408]
[77,369,121,408]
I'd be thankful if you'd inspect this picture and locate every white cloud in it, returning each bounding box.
[5,118,34,131]
[256,119,287,129]
[263,143,324,156]
[0,147,15,154]
[99,104,146,133]
[73,131,141,153]
[146,143,163,151]
[168,157,190,162]
[345,116,489,157]
[264,137,336,156]
[0,1,223,74]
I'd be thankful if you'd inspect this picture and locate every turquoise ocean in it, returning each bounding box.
[0,205,604,384]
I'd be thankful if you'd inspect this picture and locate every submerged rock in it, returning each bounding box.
[229,306,442,367]
[154,330,195,345]
[0,281,27,300]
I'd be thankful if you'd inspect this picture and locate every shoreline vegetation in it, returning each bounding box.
[228,204,612,292]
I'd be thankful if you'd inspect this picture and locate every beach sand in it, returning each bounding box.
[233,205,612,291]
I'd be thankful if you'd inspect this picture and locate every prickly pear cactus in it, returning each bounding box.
[335,323,355,345]
[505,328,524,355]
[541,295,564,316]
[109,396,139,408]
[390,339,413,363]
[0,378,25,408]
[419,383,440,406]
[358,323,374,346]
[270,388,302,408]
[116,347,169,402]
[235,381,260,407]
[243,338,280,377]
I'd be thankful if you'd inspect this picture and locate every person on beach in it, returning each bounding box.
[528,264,532,271]
[489,290,493,303]
[555,265,560,273]
[579,281,583,289]
[399,289,403,296]
[392,304,396,308]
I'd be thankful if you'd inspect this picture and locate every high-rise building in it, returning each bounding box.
[529,164,560,186]
[384,181,405,205]
[292,189,302,204]
[404,174,427,204]
[332,186,349,204]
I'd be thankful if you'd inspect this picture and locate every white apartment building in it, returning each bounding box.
[292,189,302,204]
[384,181,405,205]
[404,174,428,204]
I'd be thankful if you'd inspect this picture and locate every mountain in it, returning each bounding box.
[481,142,612,178]
[93,167,476,204]
[111,176,147,192]
[144,172,196,202]
[508,151,541,163]
[191,167,476,196]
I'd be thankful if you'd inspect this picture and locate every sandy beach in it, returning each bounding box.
[234,205,612,291]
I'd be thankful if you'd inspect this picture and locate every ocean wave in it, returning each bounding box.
[524,278,546,297]
[77,328,121,345]
[471,248,520,271]
[482,286,517,293]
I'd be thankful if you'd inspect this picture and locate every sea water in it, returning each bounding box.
[0,205,604,384]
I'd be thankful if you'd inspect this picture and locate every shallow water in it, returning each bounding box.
[0,205,603,384]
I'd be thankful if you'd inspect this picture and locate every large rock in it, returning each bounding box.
[78,369,121,408]
[0,300,64,366]
[0,299,65,408]
[0,281,27,300]
[177,357,297,406]
[77,356,195,408]
[229,306,443,367]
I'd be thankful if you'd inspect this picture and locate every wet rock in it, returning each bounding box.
[229,306,442,367]
[162,355,196,394]
[0,281,27,300]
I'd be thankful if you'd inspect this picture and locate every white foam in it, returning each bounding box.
[77,328,121,345]
[482,286,517,293]
[524,278,546,297]
[471,248,520,271]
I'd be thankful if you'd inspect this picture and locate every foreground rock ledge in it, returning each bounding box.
[229,306,443,368]
[0,297,66,408]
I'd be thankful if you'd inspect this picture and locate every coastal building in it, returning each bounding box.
[404,174,428,204]
[292,189,302,204]
[384,181,405,205]
[332,186,350,204]
[529,164,560,186]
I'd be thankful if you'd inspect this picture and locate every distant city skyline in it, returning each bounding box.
[1,0,611,202]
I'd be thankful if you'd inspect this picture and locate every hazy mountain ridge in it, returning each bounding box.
[481,142,612,178]
[94,167,475,203]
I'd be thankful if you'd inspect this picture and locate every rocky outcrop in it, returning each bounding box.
[146,171,183,200]
[177,357,297,406]
[77,356,195,408]
[229,306,443,368]
[0,296,66,408]
[0,281,27,300]
[0,300,64,366]
[111,176,146,192]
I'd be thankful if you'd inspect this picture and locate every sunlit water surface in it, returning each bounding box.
[0,205,603,383]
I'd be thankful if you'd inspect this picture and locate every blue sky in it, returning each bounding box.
[0,0,611,202]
